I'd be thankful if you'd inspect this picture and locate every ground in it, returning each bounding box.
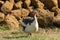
[0,31,60,40]
[0,25,60,40]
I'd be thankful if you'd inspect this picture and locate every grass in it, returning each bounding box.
[0,24,9,31]
[0,33,60,40]
[0,24,60,40]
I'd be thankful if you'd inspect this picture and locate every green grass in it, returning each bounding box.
[0,24,60,40]
[0,24,9,31]
[0,33,60,40]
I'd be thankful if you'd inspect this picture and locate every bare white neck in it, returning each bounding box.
[34,14,37,19]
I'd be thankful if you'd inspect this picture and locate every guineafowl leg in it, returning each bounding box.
[27,33,32,36]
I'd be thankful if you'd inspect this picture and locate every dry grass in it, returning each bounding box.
[0,25,60,40]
